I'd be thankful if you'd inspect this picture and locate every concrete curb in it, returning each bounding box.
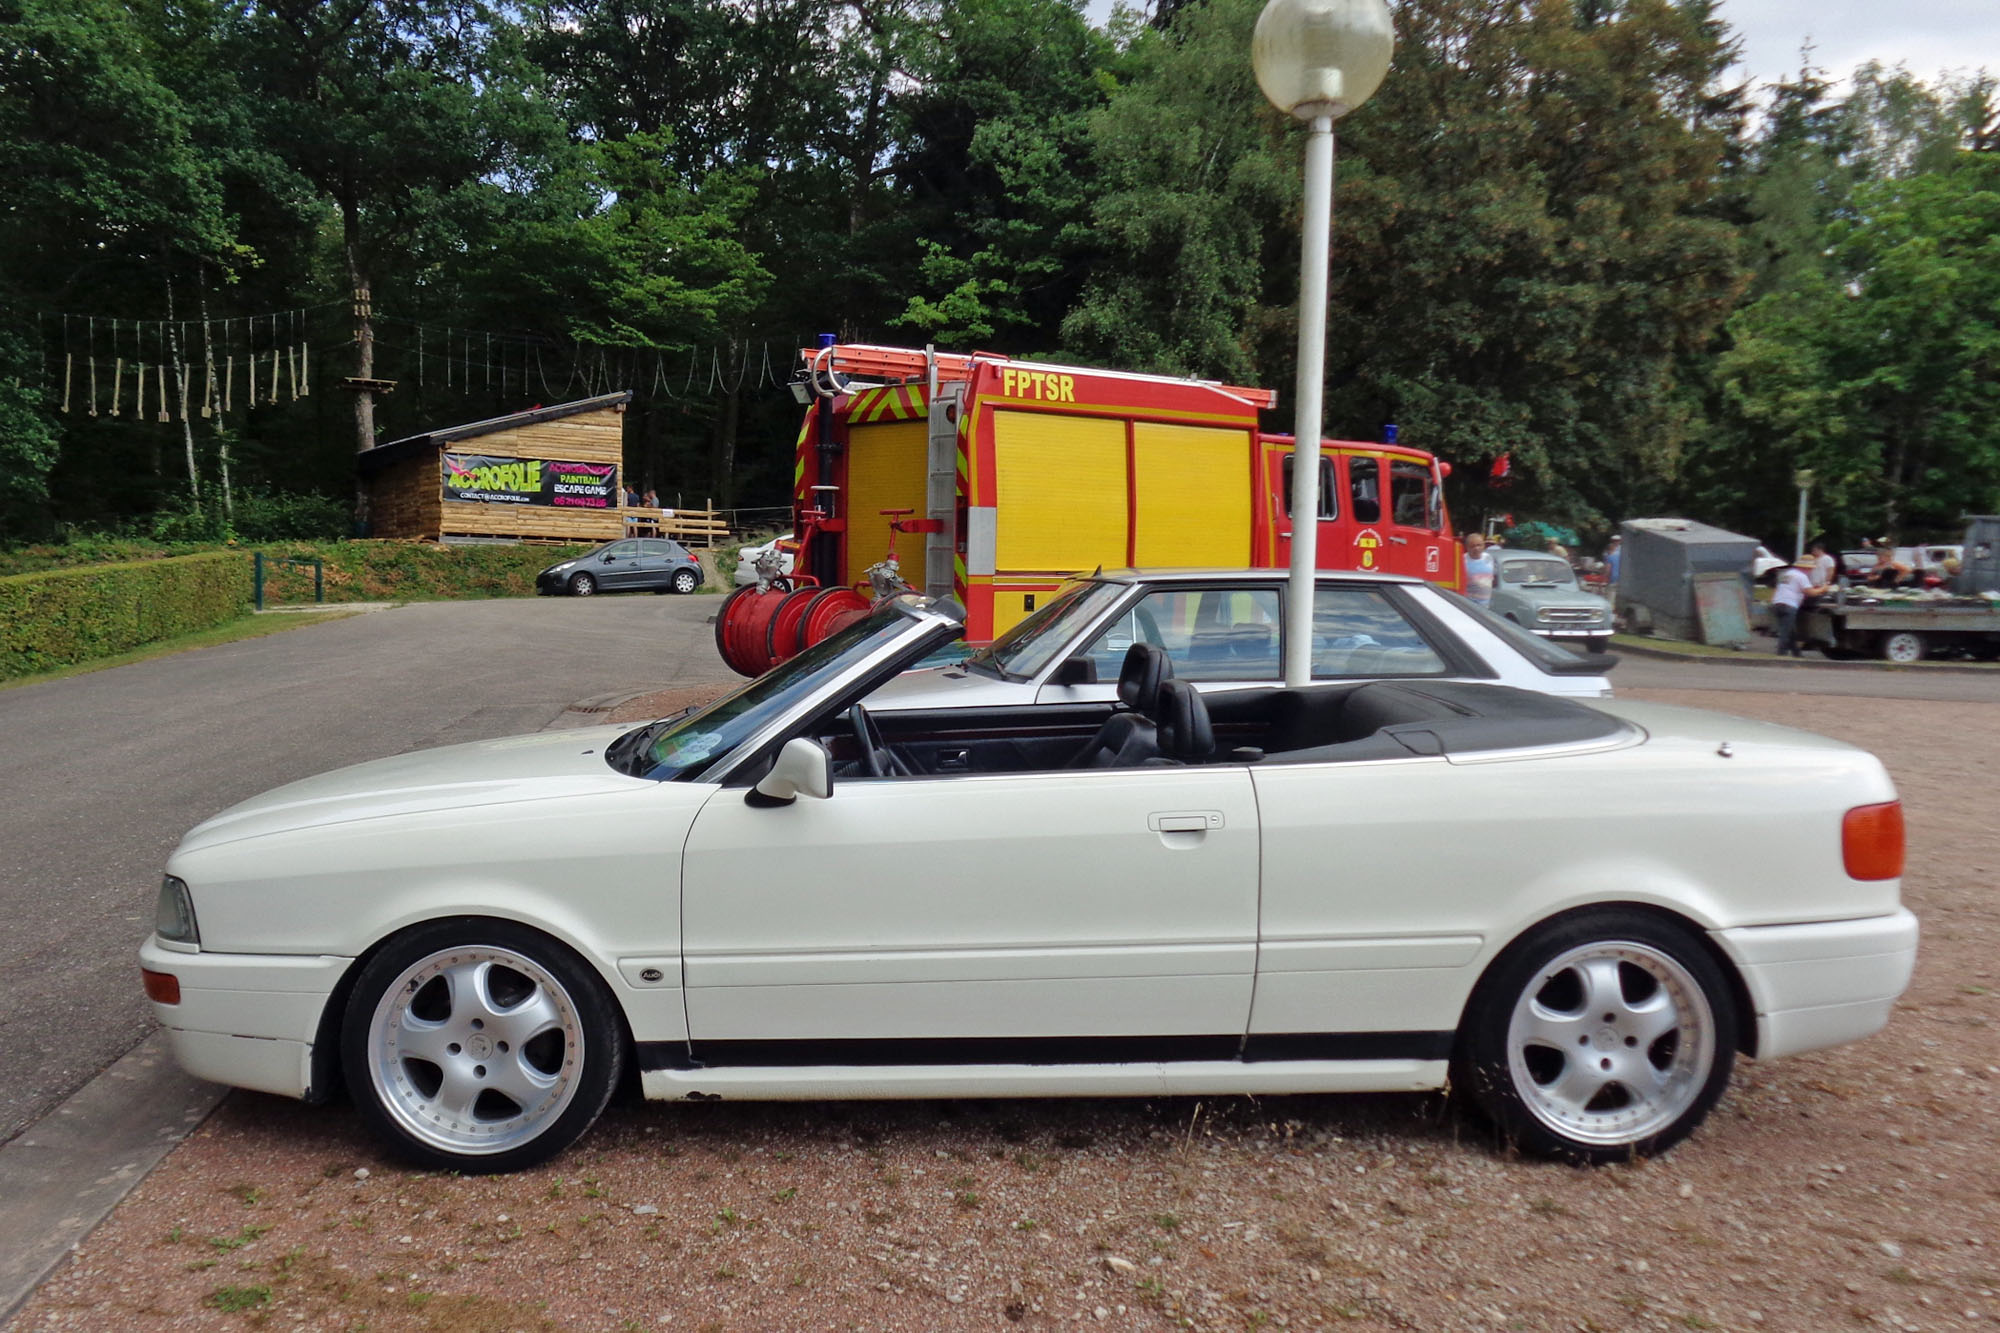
[1610,639,1999,677]
[0,1032,225,1325]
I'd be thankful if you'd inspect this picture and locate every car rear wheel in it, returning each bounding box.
[672,568,700,594]
[568,572,597,597]
[340,919,624,1173]
[1453,909,1735,1163]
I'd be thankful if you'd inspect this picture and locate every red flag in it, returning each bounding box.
[1489,452,1512,483]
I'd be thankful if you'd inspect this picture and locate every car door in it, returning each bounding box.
[595,540,642,589]
[1386,457,1450,582]
[632,539,678,589]
[679,763,1261,1055]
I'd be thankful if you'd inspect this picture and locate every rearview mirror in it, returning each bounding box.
[749,737,832,806]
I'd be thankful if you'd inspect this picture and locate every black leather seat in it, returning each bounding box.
[1068,643,1171,768]
[1152,679,1214,764]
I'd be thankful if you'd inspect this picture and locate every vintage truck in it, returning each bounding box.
[1801,517,2000,662]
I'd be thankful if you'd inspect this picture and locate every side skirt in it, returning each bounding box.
[638,1058,1449,1102]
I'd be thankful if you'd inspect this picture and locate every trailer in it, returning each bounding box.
[1800,516,2000,662]
[715,343,1461,672]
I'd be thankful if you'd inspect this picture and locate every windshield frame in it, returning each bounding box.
[609,596,961,784]
[962,579,1130,681]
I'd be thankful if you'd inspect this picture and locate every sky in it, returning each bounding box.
[1719,0,1999,91]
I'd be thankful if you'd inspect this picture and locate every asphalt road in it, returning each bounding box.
[0,602,1988,1143]
[0,596,738,1143]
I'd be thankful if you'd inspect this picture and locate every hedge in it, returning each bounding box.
[0,551,252,679]
[253,541,595,603]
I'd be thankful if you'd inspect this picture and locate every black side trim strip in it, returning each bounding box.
[635,1031,1454,1074]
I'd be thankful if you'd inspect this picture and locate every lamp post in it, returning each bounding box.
[1793,468,1814,562]
[1254,0,1394,687]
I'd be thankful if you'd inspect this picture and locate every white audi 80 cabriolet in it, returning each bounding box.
[140,595,1917,1173]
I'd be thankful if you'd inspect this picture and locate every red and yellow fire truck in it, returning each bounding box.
[717,343,1460,672]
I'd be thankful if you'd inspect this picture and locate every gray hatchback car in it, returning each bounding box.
[1488,548,1613,651]
[536,538,704,596]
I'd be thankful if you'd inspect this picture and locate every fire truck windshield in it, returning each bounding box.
[964,580,1126,681]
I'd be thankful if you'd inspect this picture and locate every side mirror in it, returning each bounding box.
[748,737,833,806]
[602,553,618,563]
[1049,657,1099,686]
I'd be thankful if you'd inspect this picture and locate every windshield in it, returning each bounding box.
[963,580,1126,680]
[1431,586,1603,674]
[607,597,936,780]
[1500,557,1575,586]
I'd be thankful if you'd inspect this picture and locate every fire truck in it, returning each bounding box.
[716,342,1460,673]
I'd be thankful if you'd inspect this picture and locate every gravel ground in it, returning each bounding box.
[10,686,1997,1333]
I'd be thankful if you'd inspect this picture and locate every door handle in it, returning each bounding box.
[1149,811,1223,832]
[1389,535,1409,545]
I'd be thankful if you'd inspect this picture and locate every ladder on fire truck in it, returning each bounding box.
[794,342,1279,409]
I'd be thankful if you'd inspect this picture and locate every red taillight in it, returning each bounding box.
[141,968,181,1005]
[1842,802,1905,881]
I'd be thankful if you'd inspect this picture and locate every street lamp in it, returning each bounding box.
[1254,0,1393,686]
[1793,468,1814,562]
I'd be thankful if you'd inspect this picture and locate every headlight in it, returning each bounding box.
[155,875,200,945]
[544,561,572,575]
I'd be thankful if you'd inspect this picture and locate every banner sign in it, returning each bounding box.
[441,453,618,508]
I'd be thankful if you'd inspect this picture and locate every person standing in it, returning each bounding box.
[1809,540,1836,588]
[1463,532,1496,606]
[1605,534,1622,585]
[1770,555,1823,657]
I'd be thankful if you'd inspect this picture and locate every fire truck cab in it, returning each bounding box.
[788,343,1459,643]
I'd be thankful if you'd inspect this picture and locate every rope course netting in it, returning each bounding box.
[36,303,810,425]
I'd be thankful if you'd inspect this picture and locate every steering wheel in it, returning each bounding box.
[849,702,908,777]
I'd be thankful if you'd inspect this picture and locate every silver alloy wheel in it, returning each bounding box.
[1505,940,1715,1148]
[367,946,585,1156]
[673,569,699,593]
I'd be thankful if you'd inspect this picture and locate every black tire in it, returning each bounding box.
[568,571,598,597]
[1585,637,1609,654]
[340,918,625,1174]
[672,568,701,595]
[1452,908,1737,1164]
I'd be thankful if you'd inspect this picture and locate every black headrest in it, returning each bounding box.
[1116,643,1172,714]
[1155,680,1213,760]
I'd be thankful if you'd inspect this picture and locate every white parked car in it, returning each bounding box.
[731,536,796,587]
[141,595,1915,1173]
[874,568,1614,712]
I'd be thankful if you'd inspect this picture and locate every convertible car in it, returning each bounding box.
[140,595,1916,1173]
[872,567,1615,711]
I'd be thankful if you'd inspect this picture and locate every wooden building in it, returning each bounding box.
[358,393,633,543]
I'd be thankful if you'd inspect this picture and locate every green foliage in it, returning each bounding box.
[1718,153,2000,537]
[2,0,1994,553]
[251,541,594,604]
[0,551,249,678]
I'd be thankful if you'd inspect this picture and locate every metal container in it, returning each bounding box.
[1957,516,2000,595]
[1617,518,1764,645]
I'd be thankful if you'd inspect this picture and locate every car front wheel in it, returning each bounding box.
[672,568,700,594]
[340,919,624,1173]
[568,572,597,597]
[1453,909,1736,1163]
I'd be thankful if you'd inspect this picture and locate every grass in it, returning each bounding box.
[0,608,360,692]
[1610,633,1765,659]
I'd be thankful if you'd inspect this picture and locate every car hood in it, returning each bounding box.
[1504,587,1609,610]
[869,663,1034,711]
[178,723,645,852]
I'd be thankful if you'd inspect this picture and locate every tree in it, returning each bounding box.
[1719,154,2000,538]
[891,0,1121,349]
